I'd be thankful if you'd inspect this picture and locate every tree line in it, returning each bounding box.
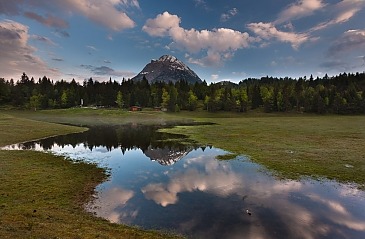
[0,72,365,114]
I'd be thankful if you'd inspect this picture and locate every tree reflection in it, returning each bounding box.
[9,124,200,165]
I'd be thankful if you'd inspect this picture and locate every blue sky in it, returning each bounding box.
[1,0,365,83]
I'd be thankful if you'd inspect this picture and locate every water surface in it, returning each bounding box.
[4,125,365,239]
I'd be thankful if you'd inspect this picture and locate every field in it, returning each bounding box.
[1,108,365,238]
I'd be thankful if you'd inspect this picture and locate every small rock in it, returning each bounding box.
[246,209,252,216]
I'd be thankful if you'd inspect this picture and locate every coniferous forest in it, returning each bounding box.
[1,72,365,114]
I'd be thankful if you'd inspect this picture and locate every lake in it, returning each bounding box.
[4,125,365,239]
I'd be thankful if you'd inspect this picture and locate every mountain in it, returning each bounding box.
[131,55,202,84]
[143,146,191,166]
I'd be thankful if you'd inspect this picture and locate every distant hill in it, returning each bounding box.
[131,55,202,84]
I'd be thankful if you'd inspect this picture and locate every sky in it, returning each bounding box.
[0,0,365,83]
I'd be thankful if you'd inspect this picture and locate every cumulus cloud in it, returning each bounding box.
[275,0,325,24]
[220,8,238,22]
[247,22,309,49]
[0,20,58,80]
[143,12,253,66]
[142,11,181,37]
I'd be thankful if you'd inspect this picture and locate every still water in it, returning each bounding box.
[4,125,365,239]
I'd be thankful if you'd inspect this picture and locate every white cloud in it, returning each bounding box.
[143,12,253,66]
[0,20,59,80]
[311,0,365,32]
[141,162,243,207]
[247,22,309,49]
[220,8,238,22]
[247,0,365,50]
[275,0,325,24]
[142,11,181,37]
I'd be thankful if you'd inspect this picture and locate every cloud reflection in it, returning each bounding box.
[139,152,365,238]
[88,187,135,223]
[141,157,243,206]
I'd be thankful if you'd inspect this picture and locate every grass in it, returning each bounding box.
[162,114,365,187]
[9,108,194,127]
[0,112,181,239]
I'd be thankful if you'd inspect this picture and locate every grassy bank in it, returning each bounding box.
[162,114,365,187]
[0,112,181,239]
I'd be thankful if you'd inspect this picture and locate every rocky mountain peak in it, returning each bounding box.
[131,55,202,84]
[158,55,178,63]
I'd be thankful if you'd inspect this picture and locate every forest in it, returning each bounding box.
[0,72,365,114]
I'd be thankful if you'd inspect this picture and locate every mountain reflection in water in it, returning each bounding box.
[4,125,365,239]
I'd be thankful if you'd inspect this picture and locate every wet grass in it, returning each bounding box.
[0,112,181,239]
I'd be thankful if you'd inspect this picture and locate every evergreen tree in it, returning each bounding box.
[116,91,124,109]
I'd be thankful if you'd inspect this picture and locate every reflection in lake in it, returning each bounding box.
[4,125,365,239]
